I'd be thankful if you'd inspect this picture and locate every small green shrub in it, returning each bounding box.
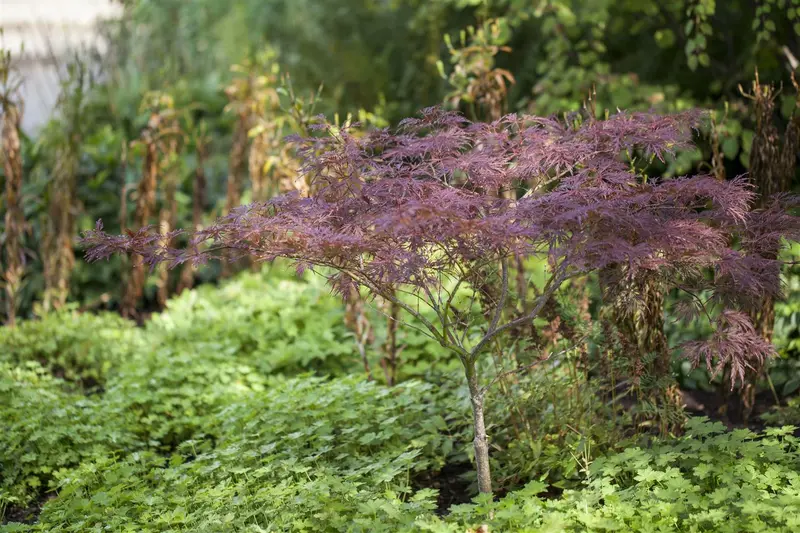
[487,362,633,491]
[762,396,800,427]
[772,261,800,398]
[147,268,359,376]
[424,352,637,495]
[98,342,272,449]
[0,362,136,518]
[0,309,140,389]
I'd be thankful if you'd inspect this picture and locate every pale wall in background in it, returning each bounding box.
[0,0,121,133]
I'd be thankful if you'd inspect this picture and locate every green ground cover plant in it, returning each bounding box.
[144,267,358,376]
[18,376,456,533]
[0,362,137,518]
[429,419,800,533]
[2,267,800,531]
[0,309,141,390]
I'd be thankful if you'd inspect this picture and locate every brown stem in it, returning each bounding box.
[2,102,24,326]
[42,145,78,311]
[515,254,527,311]
[357,337,372,381]
[345,285,374,381]
[156,153,179,308]
[178,137,207,294]
[123,135,158,319]
[222,112,249,277]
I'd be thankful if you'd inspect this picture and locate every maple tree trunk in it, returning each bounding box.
[380,298,400,386]
[2,103,24,327]
[465,359,492,494]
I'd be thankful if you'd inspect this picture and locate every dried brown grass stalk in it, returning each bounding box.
[734,72,800,420]
[225,111,248,215]
[121,93,184,316]
[177,128,208,294]
[42,61,88,311]
[1,50,24,326]
[122,113,160,318]
[380,298,401,386]
[221,110,249,279]
[156,120,182,308]
[248,128,270,203]
[42,145,79,311]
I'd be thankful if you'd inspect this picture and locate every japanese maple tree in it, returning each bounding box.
[83,107,799,493]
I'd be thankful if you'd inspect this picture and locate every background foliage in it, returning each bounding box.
[3,0,799,315]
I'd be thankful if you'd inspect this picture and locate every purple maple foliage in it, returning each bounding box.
[83,107,799,493]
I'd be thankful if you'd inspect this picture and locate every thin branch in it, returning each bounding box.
[675,285,715,324]
[470,266,571,360]
[420,278,462,349]
[487,258,509,335]
[480,341,582,396]
[341,267,469,359]
[361,294,441,344]
[460,283,481,346]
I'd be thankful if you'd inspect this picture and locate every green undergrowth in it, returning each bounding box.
[145,266,457,380]
[426,419,800,532]
[0,267,467,523]
[762,396,800,427]
[0,308,141,390]
[0,362,138,517]
[16,377,458,532]
[145,267,359,376]
[2,268,800,531]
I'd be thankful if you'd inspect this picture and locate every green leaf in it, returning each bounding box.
[721,137,739,159]
[435,60,446,80]
[741,129,755,153]
[783,377,800,396]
